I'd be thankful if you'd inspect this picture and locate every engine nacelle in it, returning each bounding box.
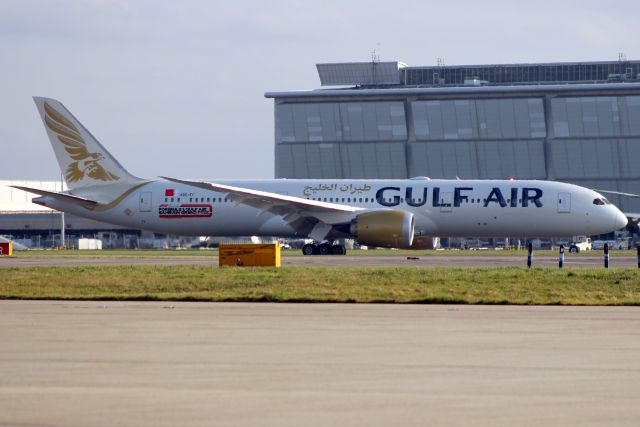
[350,210,415,249]
[410,236,440,250]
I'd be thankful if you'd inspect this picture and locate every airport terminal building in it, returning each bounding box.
[266,60,640,214]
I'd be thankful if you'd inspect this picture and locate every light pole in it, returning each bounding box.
[60,173,65,249]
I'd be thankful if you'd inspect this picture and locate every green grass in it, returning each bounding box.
[1,265,639,305]
[13,248,634,257]
[13,249,219,257]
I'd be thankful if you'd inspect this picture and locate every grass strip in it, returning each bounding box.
[13,249,634,258]
[1,266,639,305]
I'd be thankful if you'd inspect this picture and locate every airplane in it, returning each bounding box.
[12,97,629,255]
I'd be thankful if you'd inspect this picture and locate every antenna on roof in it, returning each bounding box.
[371,42,381,63]
[437,57,446,67]
[371,43,381,84]
[618,52,627,62]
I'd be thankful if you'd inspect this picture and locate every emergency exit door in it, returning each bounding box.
[139,191,152,212]
[557,192,571,213]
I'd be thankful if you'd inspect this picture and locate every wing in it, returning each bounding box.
[44,101,90,160]
[592,189,640,199]
[160,177,365,236]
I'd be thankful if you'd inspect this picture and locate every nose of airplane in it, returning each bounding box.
[613,208,628,230]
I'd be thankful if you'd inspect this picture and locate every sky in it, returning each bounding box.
[2,0,640,181]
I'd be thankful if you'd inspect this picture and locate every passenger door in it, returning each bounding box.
[557,192,571,213]
[139,191,152,212]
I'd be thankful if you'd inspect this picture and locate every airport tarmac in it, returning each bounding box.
[0,301,639,427]
[0,252,637,268]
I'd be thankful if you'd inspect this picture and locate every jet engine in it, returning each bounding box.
[350,210,415,249]
[409,236,440,250]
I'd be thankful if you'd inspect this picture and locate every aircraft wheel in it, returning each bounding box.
[302,244,317,256]
[318,243,332,255]
[332,244,346,255]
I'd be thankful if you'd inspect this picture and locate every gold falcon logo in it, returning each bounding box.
[44,101,120,183]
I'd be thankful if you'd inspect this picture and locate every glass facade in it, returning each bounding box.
[551,138,640,179]
[407,140,546,179]
[405,61,640,86]
[551,96,640,137]
[412,98,545,140]
[276,101,406,143]
[276,142,406,179]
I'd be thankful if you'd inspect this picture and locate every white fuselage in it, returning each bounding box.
[39,178,628,238]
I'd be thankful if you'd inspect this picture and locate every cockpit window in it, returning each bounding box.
[593,198,607,205]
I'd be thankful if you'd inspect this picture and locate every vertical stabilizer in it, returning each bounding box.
[33,97,143,190]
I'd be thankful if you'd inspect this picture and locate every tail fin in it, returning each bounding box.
[33,97,143,190]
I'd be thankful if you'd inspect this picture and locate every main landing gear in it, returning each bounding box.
[302,242,347,255]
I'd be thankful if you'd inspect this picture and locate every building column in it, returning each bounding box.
[543,94,556,180]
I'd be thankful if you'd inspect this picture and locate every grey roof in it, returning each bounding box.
[265,82,640,99]
[406,59,640,69]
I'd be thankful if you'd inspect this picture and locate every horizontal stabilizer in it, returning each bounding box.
[11,186,98,208]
